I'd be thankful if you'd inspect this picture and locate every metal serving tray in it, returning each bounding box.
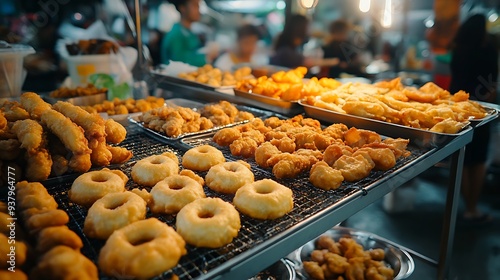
[151,70,235,91]
[289,226,414,280]
[470,101,499,128]
[129,99,272,142]
[234,89,303,115]
[299,101,473,148]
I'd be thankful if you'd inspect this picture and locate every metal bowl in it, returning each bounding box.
[249,258,296,280]
[290,227,414,280]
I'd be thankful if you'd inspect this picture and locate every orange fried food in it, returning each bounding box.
[31,246,98,280]
[323,144,353,166]
[41,109,91,155]
[0,139,21,160]
[0,111,6,130]
[345,257,366,280]
[20,92,52,119]
[270,136,296,153]
[354,147,396,171]
[429,118,467,134]
[229,138,258,158]
[37,225,83,253]
[325,252,350,274]
[404,86,439,103]
[88,138,113,166]
[68,153,92,173]
[104,119,127,144]
[368,248,385,261]
[323,123,349,140]
[11,119,44,154]
[26,149,53,182]
[51,154,69,176]
[267,153,311,179]
[52,101,106,139]
[339,238,366,259]
[343,128,381,148]
[213,127,241,146]
[333,154,374,182]
[294,131,333,151]
[317,235,342,255]
[255,142,281,168]
[179,169,205,186]
[303,261,325,280]
[380,138,410,159]
[107,145,133,164]
[0,100,30,121]
[25,209,69,233]
[264,116,284,128]
[310,161,344,190]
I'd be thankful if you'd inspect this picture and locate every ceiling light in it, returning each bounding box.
[359,0,370,13]
[298,0,318,9]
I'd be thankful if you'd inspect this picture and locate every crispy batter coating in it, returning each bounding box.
[213,127,241,146]
[0,100,30,121]
[89,138,113,166]
[107,145,133,164]
[25,149,52,182]
[104,118,127,144]
[333,154,374,182]
[68,153,92,173]
[37,226,83,253]
[310,161,344,190]
[20,92,52,119]
[11,119,44,154]
[41,109,91,155]
[16,181,58,211]
[53,101,106,139]
[343,128,382,148]
[230,138,258,158]
[25,209,69,233]
[355,147,396,171]
[255,142,281,168]
[31,246,98,280]
[179,169,205,186]
[323,144,353,166]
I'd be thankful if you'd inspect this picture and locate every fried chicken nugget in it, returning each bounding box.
[325,252,350,274]
[51,154,68,177]
[52,101,106,139]
[345,257,366,280]
[229,138,258,158]
[355,147,396,171]
[310,161,344,190]
[213,127,241,146]
[20,92,52,119]
[323,123,349,140]
[333,154,374,182]
[37,225,83,253]
[88,138,112,166]
[267,153,311,179]
[104,119,127,144]
[107,145,133,164]
[255,142,281,168]
[343,128,381,148]
[294,131,333,151]
[317,235,342,255]
[30,246,98,280]
[270,136,296,153]
[303,261,325,280]
[323,144,353,166]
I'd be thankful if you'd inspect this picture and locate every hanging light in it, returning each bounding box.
[359,0,370,13]
[298,0,319,9]
[381,0,392,28]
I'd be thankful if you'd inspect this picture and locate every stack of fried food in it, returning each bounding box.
[49,84,107,98]
[81,96,165,115]
[178,64,252,87]
[303,235,394,280]
[213,115,410,189]
[139,101,255,137]
[0,92,132,183]
[304,78,488,133]
[236,67,342,101]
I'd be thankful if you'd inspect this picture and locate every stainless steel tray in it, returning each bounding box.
[234,89,303,115]
[299,101,473,148]
[289,227,414,280]
[151,70,235,91]
[471,101,499,127]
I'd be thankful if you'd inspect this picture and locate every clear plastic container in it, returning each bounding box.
[0,41,35,98]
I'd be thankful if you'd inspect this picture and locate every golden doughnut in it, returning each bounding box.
[31,246,98,280]
[182,145,225,171]
[131,153,179,187]
[234,179,294,219]
[205,162,254,194]
[69,169,127,207]
[98,218,186,279]
[84,191,147,239]
[176,197,241,248]
[150,175,205,214]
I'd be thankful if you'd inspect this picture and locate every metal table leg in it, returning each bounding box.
[437,147,465,279]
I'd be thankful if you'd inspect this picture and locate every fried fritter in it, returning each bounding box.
[213,127,241,146]
[310,161,344,190]
[255,142,281,168]
[333,154,374,182]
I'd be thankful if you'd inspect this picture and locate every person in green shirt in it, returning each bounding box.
[161,0,217,66]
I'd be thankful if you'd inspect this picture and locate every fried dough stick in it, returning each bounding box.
[12,119,52,181]
[0,100,30,121]
[0,111,6,130]
[20,92,52,119]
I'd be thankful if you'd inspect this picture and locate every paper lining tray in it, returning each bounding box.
[151,70,235,91]
[13,123,430,280]
[233,88,303,115]
[129,99,273,142]
[299,101,473,148]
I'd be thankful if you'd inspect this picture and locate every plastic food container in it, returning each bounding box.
[0,41,35,98]
[65,53,131,87]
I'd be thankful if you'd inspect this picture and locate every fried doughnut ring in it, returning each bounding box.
[131,153,179,187]
[31,246,98,280]
[69,169,127,207]
[234,179,294,220]
[150,175,205,214]
[205,162,254,194]
[182,145,225,171]
[176,197,241,248]
[84,191,147,239]
[98,218,186,279]
[36,226,83,253]
[16,181,58,211]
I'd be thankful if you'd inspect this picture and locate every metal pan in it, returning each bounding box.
[234,89,303,115]
[289,227,414,280]
[151,70,235,91]
[470,101,499,128]
[249,259,296,280]
[299,101,472,148]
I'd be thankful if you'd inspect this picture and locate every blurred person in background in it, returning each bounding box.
[270,14,339,69]
[322,19,365,78]
[449,14,498,224]
[160,0,217,66]
[214,24,266,71]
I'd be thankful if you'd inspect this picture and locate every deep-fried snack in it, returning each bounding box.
[333,154,374,182]
[309,161,344,190]
[68,153,92,173]
[429,117,467,133]
[0,111,6,130]
[234,179,293,219]
[323,144,353,166]
[343,127,382,148]
[99,218,186,278]
[11,119,44,154]
[53,101,106,139]
[88,138,112,166]
[20,92,52,119]
[131,153,179,187]
[255,142,281,168]
[229,137,258,158]
[269,136,296,153]
[267,153,312,179]
[345,257,366,280]
[303,261,325,280]
[69,169,127,207]
[84,191,147,239]
[36,226,83,253]
[107,145,133,164]
[317,235,342,255]
[241,130,265,145]
[176,198,240,248]
[104,118,127,144]
[179,169,205,187]
[0,233,27,268]
[25,149,52,182]
[49,154,68,177]
[25,209,69,233]
[31,246,98,280]
[150,175,205,214]
[50,84,107,98]
[323,123,348,140]
[0,100,30,121]
[339,237,366,259]
[0,269,27,280]
[130,188,152,205]
[0,139,21,160]
[16,181,58,211]
[213,127,241,146]
[354,147,396,171]
[205,161,254,194]
[182,145,225,171]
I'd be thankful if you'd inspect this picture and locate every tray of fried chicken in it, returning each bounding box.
[0,92,132,184]
[300,78,496,147]
[130,99,271,141]
[234,67,341,115]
